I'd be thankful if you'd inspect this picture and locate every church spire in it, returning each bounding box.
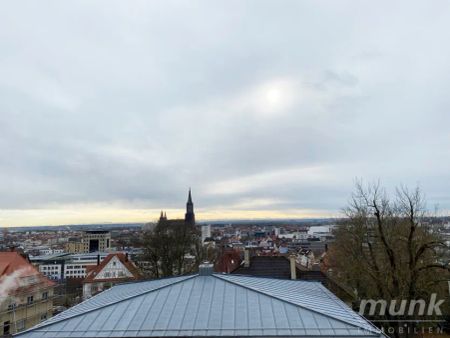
[185,188,195,226]
[188,188,193,204]
[159,210,167,221]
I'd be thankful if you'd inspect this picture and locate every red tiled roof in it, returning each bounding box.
[83,253,143,284]
[215,249,241,273]
[0,251,55,294]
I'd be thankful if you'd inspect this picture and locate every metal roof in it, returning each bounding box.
[16,273,383,338]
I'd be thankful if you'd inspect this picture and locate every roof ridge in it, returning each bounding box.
[213,274,379,334]
[25,274,197,333]
[317,283,384,334]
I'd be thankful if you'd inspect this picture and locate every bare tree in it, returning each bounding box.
[328,181,449,337]
[142,219,200,278]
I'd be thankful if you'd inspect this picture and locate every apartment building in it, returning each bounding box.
[32,253,109,280]
[0,251,55,336]
[65,231,111,254]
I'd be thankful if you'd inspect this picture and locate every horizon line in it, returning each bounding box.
[0,216,343,229]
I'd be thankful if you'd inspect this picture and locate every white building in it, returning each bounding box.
[278,231,308,240]
[33,252,109,280]
[201,224,211,244]
[39,264,63,280]
[82,253,142,300]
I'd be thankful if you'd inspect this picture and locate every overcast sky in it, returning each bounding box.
[1,1,449,226]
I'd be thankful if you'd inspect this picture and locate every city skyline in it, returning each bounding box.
[0,188,337,227]
[1,1,450,227]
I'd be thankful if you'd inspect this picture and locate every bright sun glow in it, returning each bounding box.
[254,79,297,116]
[266,87,282,106]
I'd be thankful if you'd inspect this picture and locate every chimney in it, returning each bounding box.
[244,248,250,268]
[289,254,297,280]
[199,262,214,276]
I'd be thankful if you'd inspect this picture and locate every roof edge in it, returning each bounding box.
[212,274,380,335]
[18,274,197,335]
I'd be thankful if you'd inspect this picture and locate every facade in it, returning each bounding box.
[82,253,143,300]
[16,263,384,338]
[64,241,84,254]
[38,264,62,280]
[32,253,109,280]
[0,251,54,336]
[64,231,111,254]
[278,229,309,240]
[201,224,211,244]
[80,231,111,253]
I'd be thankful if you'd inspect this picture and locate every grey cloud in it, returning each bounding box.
[1,0,450,220]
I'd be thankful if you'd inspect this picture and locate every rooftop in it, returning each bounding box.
[16,266,383,338]
[232,256,296,279]
[0,251,55,291]
[84,253,143,283]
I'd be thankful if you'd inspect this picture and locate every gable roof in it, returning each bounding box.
[0,252,34,277]
[0,252,55,291]
[84,253,143,283]
[16,272,383,338]
[232,255,301,279]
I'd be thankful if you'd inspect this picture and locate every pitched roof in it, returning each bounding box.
[0,251,55,295]
[0,251,55,285]
[0,252,33,277]
[232,255,300,279]
[16,272,384,338]
[84,253,143,283]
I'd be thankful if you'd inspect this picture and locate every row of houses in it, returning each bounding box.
[0,250,143,336]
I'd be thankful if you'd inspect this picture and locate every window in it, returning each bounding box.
[3,321,10,335]
[16,319,25,331]
[40,313,47,321]
[7,303,16,311]
[27,296,33,305]
[42,292,48,300]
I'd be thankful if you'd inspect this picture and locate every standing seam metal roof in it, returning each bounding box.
[15,273,384,338]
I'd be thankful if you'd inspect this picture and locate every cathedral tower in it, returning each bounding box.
[185,188,195,226]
